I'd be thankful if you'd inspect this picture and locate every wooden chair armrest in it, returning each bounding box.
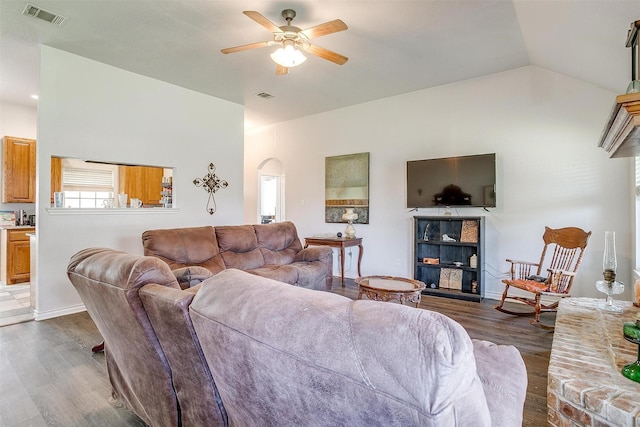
[505,259,540,267]
[505,259,542,280]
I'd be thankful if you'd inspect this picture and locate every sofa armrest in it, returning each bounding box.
[294,246,333,262]
[472,339,527,427]
[139,283,228,426]
[295,246,334,289]
[172,266,214,290]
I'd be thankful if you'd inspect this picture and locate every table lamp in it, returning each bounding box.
[342,208,358,239]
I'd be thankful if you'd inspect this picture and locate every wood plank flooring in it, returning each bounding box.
[0,278,553,426]
[0,308,145,427]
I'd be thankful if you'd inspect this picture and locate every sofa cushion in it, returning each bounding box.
[142,226,226,274]
[190,269,492,426]
[171,266,214,289]
[215,225,265,270]
[142,222,334,289]
[254,221,303,265]
[473,339,527,426]
[247,264,299,284]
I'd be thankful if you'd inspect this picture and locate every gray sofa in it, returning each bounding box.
[68,248,528,426]
[142,221,333,289]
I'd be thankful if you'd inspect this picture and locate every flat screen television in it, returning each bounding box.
[406,153,496,208]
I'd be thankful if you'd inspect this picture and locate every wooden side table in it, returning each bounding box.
[304,237,363,286]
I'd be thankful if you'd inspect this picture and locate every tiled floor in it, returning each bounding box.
[0,283,34,327]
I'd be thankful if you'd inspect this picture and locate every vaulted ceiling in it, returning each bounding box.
[1,1,639,128]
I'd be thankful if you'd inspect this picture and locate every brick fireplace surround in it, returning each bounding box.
[548,298,640,426]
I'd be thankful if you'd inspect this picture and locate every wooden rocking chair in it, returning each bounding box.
[494,226,591,329]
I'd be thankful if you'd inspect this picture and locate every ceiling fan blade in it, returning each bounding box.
[276,64,289,75]
[221,41,271,54]
[305,44,348,65]
[300,19,348,39]
[243,11,283,33]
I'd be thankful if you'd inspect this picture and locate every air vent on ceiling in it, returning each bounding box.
[22,3,68,26]
[256,92,274,100]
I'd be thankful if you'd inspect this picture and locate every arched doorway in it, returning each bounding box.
[257,158,284,224]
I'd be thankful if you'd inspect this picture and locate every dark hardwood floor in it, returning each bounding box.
[0,308,145,426]
[0,278,552,426]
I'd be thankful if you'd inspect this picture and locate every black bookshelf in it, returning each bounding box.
[413,216,485,302]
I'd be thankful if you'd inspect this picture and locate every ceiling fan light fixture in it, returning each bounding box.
[270,40,307,68]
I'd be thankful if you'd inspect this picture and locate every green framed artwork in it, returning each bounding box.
[325,152,369,224]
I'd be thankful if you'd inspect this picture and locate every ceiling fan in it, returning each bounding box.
[221,9,348,75]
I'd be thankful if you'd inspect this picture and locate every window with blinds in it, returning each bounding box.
[62,167,114,192]
[61,159,117,208]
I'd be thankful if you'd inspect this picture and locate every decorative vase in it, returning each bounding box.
[622,316,640,383]
[342,208,358,239]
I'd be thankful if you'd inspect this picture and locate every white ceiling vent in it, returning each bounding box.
[256,92,274,100]
[22,3,68,26]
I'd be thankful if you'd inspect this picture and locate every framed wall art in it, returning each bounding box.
[325,152,369,224]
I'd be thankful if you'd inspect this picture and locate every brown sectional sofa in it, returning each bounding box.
[142,221,333,289]
[67,247,528,427]
[67,248,226,427]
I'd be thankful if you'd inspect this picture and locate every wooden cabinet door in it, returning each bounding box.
[50,156,63,205]
[142,167,163,205]
[119,165,163,206]
[6,229,33,284]
[8,240,31,284]
[2,137,36,203]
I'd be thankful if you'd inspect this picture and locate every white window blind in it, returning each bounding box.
[62,166,115,192]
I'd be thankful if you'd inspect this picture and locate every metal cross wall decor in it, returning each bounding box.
[193,163,229,215]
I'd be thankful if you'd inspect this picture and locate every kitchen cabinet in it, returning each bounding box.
[50,156,62,205]
[2,136,36,203]
[118,165,163,206]
[1,227,35,284]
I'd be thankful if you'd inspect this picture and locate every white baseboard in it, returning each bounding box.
[34,303,86,321]
[482,290,501,301]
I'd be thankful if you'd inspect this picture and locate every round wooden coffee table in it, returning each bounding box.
[355,276,426,307]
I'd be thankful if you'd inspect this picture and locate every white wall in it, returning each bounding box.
[245,66,633,301]
[0,101,39,217]
[7,58,632,318]
[36,46,244,319]
[0,101,37,139]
